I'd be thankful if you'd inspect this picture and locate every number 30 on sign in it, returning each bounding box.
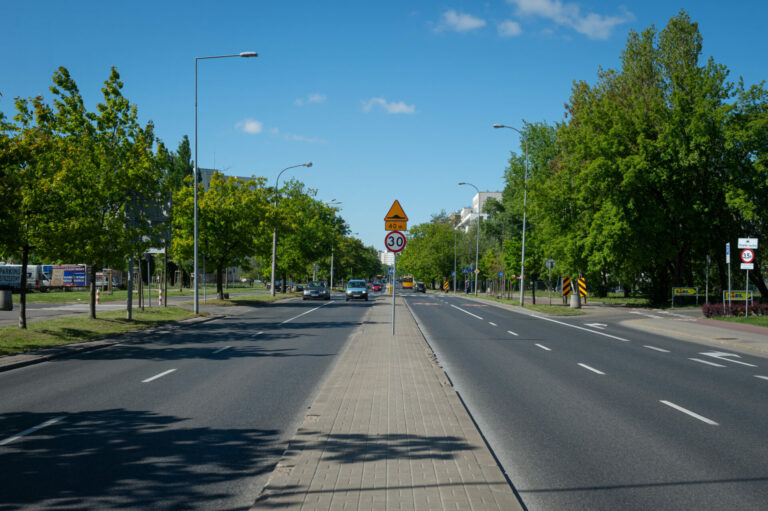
[385,231,407,253]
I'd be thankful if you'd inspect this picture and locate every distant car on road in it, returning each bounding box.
[346,279,368,301]
[371,282,382,292]
[414,282,426,293]
[303,281,330,300]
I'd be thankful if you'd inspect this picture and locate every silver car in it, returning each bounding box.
[303,281,330,300]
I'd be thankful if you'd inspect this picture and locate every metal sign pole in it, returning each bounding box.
[746,269,749,318]
[392,254,397,336]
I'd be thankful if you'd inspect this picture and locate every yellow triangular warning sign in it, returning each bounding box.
[384,200,408,221]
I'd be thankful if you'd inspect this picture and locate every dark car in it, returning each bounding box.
[345,279,368,301]
[414,282,426,293]
[303,281,330,300]
[371,282,383,292]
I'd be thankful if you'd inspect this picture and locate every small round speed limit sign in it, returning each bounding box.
[741,249,755,263]
[385,231,407,253]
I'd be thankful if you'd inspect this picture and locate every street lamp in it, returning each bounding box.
[458,182,481,296]
[322,199,342,284]
[494,123,529,307]
[270,162,313,296]
[194,51,258,314]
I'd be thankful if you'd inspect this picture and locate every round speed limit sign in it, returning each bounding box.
[741,249,755,263]
[385,230,407,253]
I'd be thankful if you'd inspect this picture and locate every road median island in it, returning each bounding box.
[253,296,522,511]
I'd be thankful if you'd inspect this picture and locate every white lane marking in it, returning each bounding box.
[213,346,231,354]
[489,322,497,327]
[535,344,551,351]
[754,375,768,381]
[534,315,630,342]
[660,400,718,425]
[0,416,67,446]
[251,331,264,337]
[578,363,605,375]
[450,304,483,320]
[699,351,758,368]
[629,311,663,319]
[584,323,607,330]
[644,345,670,353]
[142,369,177,383]
[689,358,725,368]
[281,302,332,324]
[507,330,519,336]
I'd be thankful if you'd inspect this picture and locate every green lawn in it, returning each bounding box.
[180,292,302,306]
[0,307,198,357]
[712,315,768,328]
[16,284,266,304]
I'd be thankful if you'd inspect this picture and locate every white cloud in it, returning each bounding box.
[235,119,263,134]
[507,0,633,40]
[362,97,416,115]
[437,10,486,33]
[498,20,522,37]
[295,92,327,106]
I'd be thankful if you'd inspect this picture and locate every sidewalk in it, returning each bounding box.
[252,297,522,511]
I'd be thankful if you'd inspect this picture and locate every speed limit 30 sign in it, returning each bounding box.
[385,230,407,253]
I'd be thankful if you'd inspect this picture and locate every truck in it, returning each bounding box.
[0,264,47,290]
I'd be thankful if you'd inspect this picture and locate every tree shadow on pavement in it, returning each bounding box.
[0,409,284,510]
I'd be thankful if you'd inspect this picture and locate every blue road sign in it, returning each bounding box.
[451,271,456,276]
[498,272,503,277]
[462,267,469,274]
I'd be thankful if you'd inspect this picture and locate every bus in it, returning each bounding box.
[400,276,414,290]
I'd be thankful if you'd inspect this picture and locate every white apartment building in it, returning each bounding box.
[455,191,502,232]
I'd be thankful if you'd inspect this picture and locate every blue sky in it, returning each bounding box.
[3,1,767,252]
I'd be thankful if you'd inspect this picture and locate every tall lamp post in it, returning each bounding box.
[194,51,258,314]
[458,182,481,296]
[323,199,342,286]
[270,162,313,296]
[493,124,529,307]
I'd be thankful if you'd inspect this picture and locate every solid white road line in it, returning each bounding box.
[755,375,768,381]
[489,322,497,327]
[213,346,231,354]
[644,345,670,353]
[535,344,551,351]
[450,304,483,320]
[251,331,264,337]
[281,301,332,324]
[578,363,605,375]
[660,400,719,425]
[142,369,177,383]
[507,330,519,336]
[689,358,726,368]
[0,416,67,446]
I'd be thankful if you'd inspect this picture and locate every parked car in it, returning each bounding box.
[371,282,383,292]
[346,279,368,301]
[303,281,330,300]
[414,282,426,293]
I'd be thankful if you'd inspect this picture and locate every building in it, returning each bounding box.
[378,250,395,266]
[455,191,502,232]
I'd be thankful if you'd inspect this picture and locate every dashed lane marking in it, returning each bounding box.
[0,416,67,447]
[535,344,551,351]
[660,400,718,426]
[142,369,177,383]
[507,330,519,336]
[644,345,670,353]
[689,358,726,368]
[578,363,605,375]
[213,346,232,354]
[450,304,483,320]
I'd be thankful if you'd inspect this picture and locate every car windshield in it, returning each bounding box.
[347,280,366,288]
[308,281,326,289]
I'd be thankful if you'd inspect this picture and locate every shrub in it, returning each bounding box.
[702,302,767,318]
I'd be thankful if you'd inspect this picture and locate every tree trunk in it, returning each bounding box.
[282,272,287,293]
[19,247,28,329]
[530,278,536,305]
[216,263,224,300]
[89,264,97,319]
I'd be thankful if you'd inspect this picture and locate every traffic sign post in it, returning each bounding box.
[385,201,408,335]
[737,239,758,317]
[385,231,406,253]
[726,242,731,312]
[384,200,408,231]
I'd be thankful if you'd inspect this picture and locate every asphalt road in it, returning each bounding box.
[0,292,376,510]
[404,292,768,511]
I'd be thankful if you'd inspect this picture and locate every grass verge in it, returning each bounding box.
[180,292,302,307]
[17,285,267,305]
[711,315,768,328]
[0,307,198,357]
[473,295,587,316]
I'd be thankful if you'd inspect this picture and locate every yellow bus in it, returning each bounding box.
[401,276,414,289]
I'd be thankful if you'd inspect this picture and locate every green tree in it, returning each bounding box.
[172,171,270,299]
